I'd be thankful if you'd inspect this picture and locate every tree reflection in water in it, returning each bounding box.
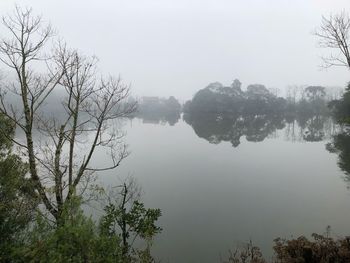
[183,112,337,147]
[327,130,350,188]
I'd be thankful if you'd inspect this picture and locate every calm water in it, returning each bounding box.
[95,115,350,263]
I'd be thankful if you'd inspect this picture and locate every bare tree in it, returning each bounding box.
[286,85,299,105]
[314,11,350,69]
[0,7,136,224]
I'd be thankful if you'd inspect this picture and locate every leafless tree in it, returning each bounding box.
[0,7,136,224]
[286,85,299,105]
[314,11,350,69]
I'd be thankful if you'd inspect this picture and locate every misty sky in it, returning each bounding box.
[1,0,350,100]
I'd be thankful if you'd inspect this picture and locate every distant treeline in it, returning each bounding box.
[132,96,182,125]
[133,79,342,126]
[183,79,338,117]
[133,80,341,127]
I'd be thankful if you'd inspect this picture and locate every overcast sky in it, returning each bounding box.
[1,0,350,100]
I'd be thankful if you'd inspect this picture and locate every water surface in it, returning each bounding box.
[97,116,350,262]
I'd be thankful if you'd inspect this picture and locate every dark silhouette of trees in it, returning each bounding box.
[184,81,287,115]
[184,80,330,118]
[136,96,181,125]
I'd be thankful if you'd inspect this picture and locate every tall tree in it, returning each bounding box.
[0,7,136,224]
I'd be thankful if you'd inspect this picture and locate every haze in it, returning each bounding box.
[1,0,350,100]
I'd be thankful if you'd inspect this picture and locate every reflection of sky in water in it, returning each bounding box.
[92,117,350,263]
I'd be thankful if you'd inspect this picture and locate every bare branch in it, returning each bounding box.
[314,11,350,69]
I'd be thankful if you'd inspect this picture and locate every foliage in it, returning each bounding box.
[0,154,34,260]
[0,113,14,151]
[222,232,350,263]
[22,201,122,263]
[0,113,161,262]
[101,201,162,240]
[184,81,329,117]
[100,183,162,262]
[221,240,266,263]
[273,233,350,263]
[329,83,350,124]
[0,114,37,261]
[19,194,161,263]
[2,189,163,263]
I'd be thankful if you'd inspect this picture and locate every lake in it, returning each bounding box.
[95,115,350,263]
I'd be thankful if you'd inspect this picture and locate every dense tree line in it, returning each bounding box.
[183,80,330,117]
